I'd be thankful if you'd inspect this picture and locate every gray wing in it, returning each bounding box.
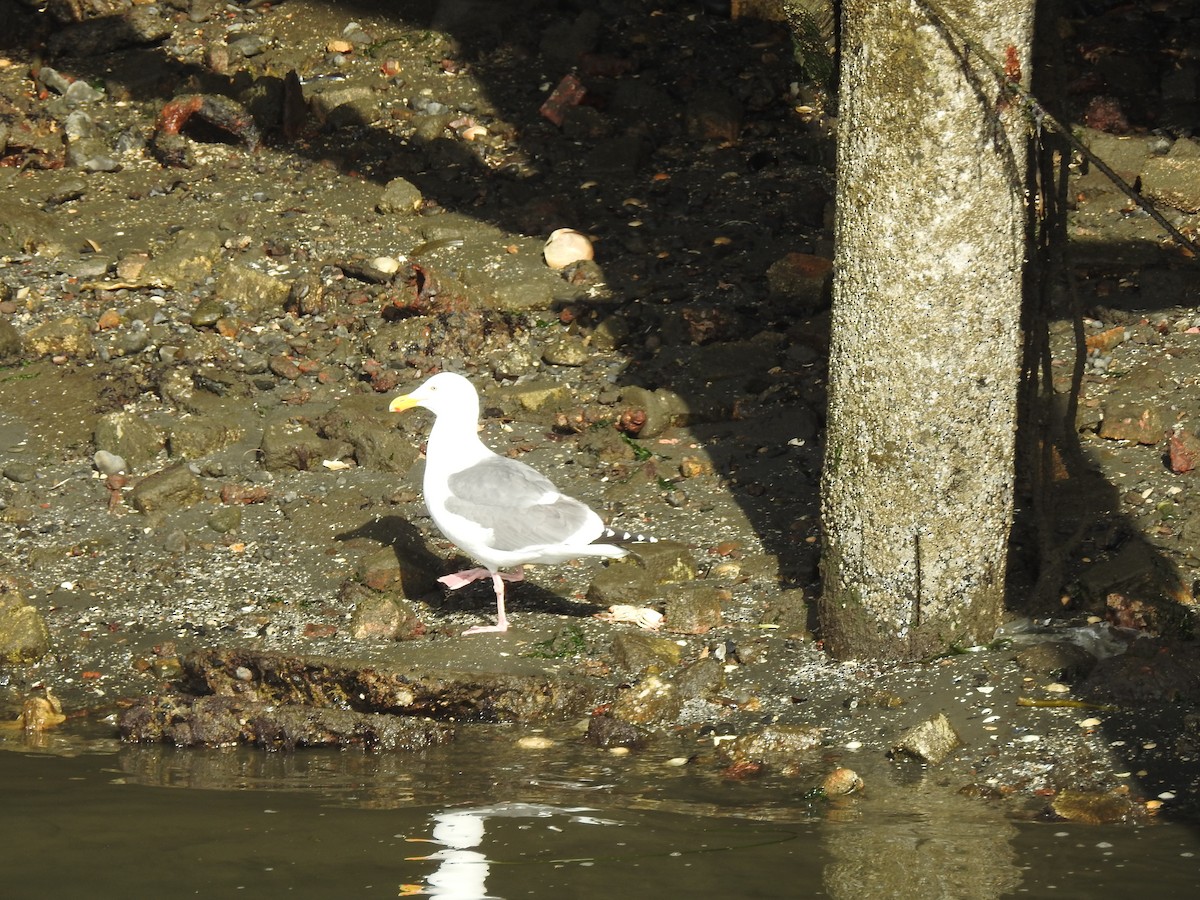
[444,456,597,552]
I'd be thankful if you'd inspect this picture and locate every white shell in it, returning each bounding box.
[370,256,400,275]
[543,228,594,269]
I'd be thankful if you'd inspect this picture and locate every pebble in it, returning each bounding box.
[542,337,589,366]
[3,462,37,483]
[822,767,863,796]
[93,450,127,475]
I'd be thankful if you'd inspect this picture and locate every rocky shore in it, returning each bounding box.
[2,0,1200,825]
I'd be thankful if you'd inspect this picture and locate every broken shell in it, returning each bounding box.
[595,604,663,630]
[544,228,594,269]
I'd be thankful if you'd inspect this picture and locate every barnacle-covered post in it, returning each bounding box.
[819,0,1035,660]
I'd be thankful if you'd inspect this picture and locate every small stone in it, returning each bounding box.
[891,712,961,765]
[685,88,743,143]
[1013,640,1097,682]
[207,504,242,534]
[25,315,95,359]
[679,455,713,478]
[662,582,724,635]
[765,252,833,312]
[214,265,291,320]
[609,631,682,674]
[541,336,589,366]
[2,462,36,483]
[348,594,404,640]
[617,385,691,438]
[1140,147,1200,213]
[509,380,573,412]
[269,354,303,380]
[94,411,163,471]
[610,674,682,725]
[721,725,824,775]
[377,177,423,214]
[259,419,353,472]
[585,714,644,748]
[93,450,127,475]
[671,656,724,700]
[1168,431,1200,474]
[591,315,629,351]
[822,767,863,796]
[191,297,226,327]
[0,317,22,362]
[622,540,698,583]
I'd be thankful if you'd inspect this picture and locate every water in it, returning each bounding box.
[2,730,1198,898]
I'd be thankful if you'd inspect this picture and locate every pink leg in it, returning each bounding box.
[461,571,522,635]
[438,567,491,590]
[439,568,524,590]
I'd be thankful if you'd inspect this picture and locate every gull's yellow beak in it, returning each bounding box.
[389,393,420,413]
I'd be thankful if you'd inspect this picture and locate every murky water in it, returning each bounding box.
[3,728,1199,899]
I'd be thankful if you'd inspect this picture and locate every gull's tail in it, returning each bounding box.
[596,527,659,547]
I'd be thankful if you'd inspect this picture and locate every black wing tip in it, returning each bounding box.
[601,526,659,545]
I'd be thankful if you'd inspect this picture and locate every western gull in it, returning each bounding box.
[390,372,651,634]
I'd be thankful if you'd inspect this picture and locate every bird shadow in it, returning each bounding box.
[334,514,606,622]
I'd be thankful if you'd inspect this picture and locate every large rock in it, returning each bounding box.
[25,316,95,359]
[0,196,66,256]
[129,461,206,513]
[141,228,222,291]
[214,264,292,321]
[315,395,417,473]
[610,673,682,725]
[94,410,164,471]
[719,724,824,775]
[1140,139,1200,213]
[0,316,22,362]
[259,418,353,471]
[167,419,244,459]
[0,577,51,665]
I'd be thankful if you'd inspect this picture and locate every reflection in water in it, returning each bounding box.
[412,804,620,899]
[423,810,489,899]
[822,775,1021,899]
[3,741,1200,898]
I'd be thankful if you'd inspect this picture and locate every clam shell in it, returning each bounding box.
[544,228,594,269]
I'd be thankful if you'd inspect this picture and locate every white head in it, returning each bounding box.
[389,371,480,419]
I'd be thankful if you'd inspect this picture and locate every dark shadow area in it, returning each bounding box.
[1010,0,1200,823]
[336,512,605,619]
